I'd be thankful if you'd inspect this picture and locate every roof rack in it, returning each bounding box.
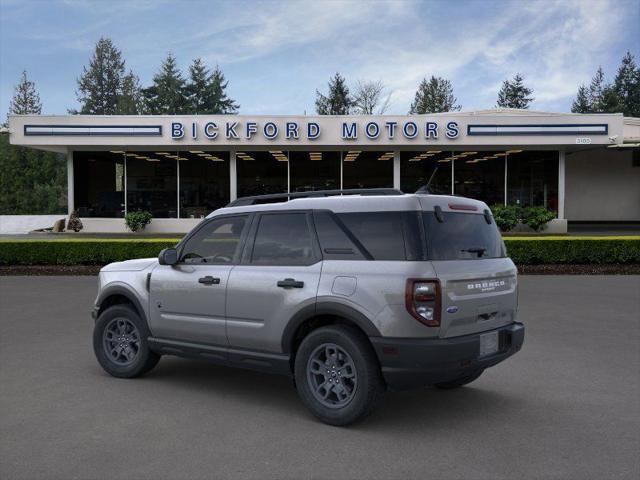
[227,188,404,207]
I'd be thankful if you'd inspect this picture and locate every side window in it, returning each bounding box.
[313,211,366,260]
[251,213,316,266]
[180,216,247,264]
[337,212,407,260]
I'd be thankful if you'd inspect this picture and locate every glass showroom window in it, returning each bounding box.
[177,151,230,218]
[401,150,453,194]
[507,150,559,212]
[342,150,394,189]
[236,150,288,197]
[289,151,341,192]
[454,151,505,207]
[73,151,125,217]
[126,152,177,218]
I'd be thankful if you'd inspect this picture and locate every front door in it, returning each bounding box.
[226,211,322,353]
[149,214,250,346]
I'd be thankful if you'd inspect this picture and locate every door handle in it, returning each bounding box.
[198,276,220,285]
[277,278,304,288]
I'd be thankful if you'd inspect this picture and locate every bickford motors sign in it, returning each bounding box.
[171,119,461,141]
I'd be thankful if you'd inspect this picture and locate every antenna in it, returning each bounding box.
[416,167,439,194]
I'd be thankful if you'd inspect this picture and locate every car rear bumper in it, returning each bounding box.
[370,322,524,391]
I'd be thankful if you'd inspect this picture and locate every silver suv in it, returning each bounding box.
[92,189,524,426]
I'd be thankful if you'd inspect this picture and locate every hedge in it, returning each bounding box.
[0,237,639,266]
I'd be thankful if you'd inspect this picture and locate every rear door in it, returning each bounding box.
[423,210,518,338]
[226,211,322,353]
[148,214,250,346]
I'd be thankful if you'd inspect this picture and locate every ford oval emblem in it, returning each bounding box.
[446,306,459,314]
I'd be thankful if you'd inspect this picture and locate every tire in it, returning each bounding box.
[294,325,384,426]
[434,370,484,389]
[93,304,160,378]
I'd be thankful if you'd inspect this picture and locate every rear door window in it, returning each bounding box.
[251,212,317,265]
[423,212,505,260]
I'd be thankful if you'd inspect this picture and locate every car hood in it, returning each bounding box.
[101,258,158,272]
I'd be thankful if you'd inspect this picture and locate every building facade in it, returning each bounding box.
[8,109,640,233]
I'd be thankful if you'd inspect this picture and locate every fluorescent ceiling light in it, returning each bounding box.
[427,150,442,154]
[189,151,204,154]
[110,150,125,154]
[507,150,523,154]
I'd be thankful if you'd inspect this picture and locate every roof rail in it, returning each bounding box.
[227,188,404,207]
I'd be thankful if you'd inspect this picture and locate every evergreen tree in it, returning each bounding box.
[496,73,534,109]
[143,53,188,114]
[315,73,353,115]
[185,59,239,114]
[74,37,126,114]
[8,70,42,116]
[409,76,461,114]
[117,71,144,115]
[2,71,66,213]
[588,66,607,112]
[613,51,640,117]
[571,85,591,113]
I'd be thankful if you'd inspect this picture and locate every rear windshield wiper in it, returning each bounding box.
[461,247,487,257]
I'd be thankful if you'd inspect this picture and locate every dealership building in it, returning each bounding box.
[7,109,640,233]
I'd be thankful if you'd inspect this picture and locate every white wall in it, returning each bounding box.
[565,149,640,221]
[0,215,67,234]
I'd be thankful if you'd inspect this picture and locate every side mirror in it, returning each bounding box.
[158,248,178,266]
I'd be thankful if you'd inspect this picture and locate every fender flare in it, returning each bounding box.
[96,283,147,325]
[281,301,381,353]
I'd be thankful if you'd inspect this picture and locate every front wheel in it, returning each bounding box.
[294,325,384,426]
[93,304,160,378]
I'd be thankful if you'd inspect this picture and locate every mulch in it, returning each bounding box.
[1,264,639,276]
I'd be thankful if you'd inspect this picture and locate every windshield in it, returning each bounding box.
[423,211,505,260]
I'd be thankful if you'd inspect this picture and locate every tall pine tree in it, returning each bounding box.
[2,71,66,214]
[143,53,188,114]
[185,59,239,114]
[571,85,590,113]
[8,70,42,116]
[613,52,640,117]
[117,70,144,115]
[588,67,607,112]
[74,37,126,114]
[315,73,353,115]
[496,74,534,109]
[409,76,461,114]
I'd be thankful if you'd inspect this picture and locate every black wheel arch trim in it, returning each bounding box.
[281,301,381,353]
[95,284,148,326]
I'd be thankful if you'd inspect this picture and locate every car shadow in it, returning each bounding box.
[128,356,526,429]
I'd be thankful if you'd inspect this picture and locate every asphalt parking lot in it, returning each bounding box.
[1,275,639,480]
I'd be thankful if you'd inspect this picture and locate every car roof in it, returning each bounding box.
[208,194,490,218]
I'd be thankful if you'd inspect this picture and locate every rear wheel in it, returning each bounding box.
[434,370,483,389]
[93,304,160,378]
[294,325,384,426]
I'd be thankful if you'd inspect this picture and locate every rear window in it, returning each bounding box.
[423,212,505,260]
[336,212,422,261]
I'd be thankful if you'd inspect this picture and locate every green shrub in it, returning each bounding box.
[125,211,153,232]
[0,239,179,265]
[491,204,520,232]
[0,237,638,266]
[521,206,557,232]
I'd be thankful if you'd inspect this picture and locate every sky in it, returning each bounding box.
[0,0,638,119]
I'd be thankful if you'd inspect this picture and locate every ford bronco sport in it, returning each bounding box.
[92,189,524,426]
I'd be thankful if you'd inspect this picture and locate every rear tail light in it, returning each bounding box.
[405,279,441,327]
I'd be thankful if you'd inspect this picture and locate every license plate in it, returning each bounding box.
[479,331,499,357]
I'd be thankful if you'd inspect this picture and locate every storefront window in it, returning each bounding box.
[73,151,125,217]
[126,152,177,218]
[289,151,341,192]
[342,150,394,189]
[507,150,558,212]
[178,151,230,218]
[454,151,505,207]
[401,150,453,194]
[236,150,288,197]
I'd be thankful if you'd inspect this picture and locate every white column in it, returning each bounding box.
[66,149,74,216]
[504,153,508,206]
[176,158,180,219]
[229,150,237,201]
[124,156,128,215]
[393,150,401,190]
[558,149,566,219]
[451,154,455,195]
[340,151,344,190]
